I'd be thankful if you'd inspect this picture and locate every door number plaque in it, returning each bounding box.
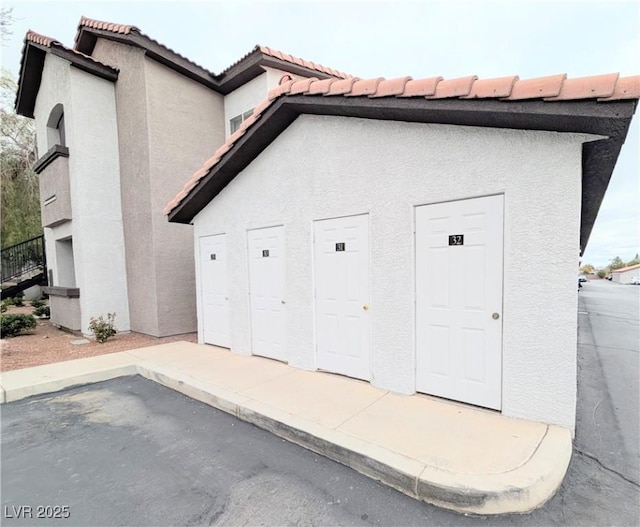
[210,254,217,260]
[262,250,270,257]
[448,235,464,246]
[335,242,346,252]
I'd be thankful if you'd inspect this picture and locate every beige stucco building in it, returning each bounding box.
[16,17,348,336]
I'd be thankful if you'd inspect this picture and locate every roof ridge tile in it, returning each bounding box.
[257,45,352,79]
[369,76,413,98]
[397,77,442,97]
[426,75,478,99]
[503,73,567,100]
[307,78,338,95]
[462,75,519,99]
[545,73,619,101]
[597,75,640,101]
[78,16,137,35]
[346,77,385,97]
[326,77,359,96]
[289,77,320,95]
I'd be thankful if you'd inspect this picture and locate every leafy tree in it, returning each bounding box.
[609,256,626,270]
[1,71,41,247]
[580,263,595,274]
[627,253,640,267]
[597,269,607,278]
[0,7,14,45]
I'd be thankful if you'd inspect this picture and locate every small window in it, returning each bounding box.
[229,108,255,134]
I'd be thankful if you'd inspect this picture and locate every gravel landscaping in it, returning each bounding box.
[0,304,196,372]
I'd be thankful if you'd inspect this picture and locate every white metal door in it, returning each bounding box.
[199,234,230,348]
[416,195,503,410]
[314,214,370,380]
[247,226,287,362]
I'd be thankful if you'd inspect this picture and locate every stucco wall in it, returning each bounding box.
[144,57,225,336]
[224,73,266,138]
[91,40,158,335]
[192,114,594,431]
[33,53,130,335]
[39,156,71,228]
[49,295,81,332]
[66,67,130,334]
[613,267,640,284]
[223,68,302,137]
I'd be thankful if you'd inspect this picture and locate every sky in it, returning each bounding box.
[2,0,638,267]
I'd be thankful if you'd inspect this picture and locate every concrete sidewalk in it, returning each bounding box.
[0,342,572,515]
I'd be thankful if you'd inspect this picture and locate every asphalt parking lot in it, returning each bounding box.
[2,369,638,527]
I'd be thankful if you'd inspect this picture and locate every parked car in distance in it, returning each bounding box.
[630,276,640,285]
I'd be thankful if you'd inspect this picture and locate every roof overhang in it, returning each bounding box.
[75,26,341,94]
[167,95,637,253]
[15,39,118,119]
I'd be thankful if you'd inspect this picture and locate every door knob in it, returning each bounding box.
[363,305,370,311]
[492,312,500,320]
[281,300,286,304]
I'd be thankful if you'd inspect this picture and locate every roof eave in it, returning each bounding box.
[15,42,46,117]
[15,40,118,118]
[75,26,219,90]
[214,52,340,95]
[77,27,345,95]
[167,95,637,254]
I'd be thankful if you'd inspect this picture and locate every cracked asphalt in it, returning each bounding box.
[1,280,638,526]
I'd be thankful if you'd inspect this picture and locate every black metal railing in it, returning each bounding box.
[1,235,47,283]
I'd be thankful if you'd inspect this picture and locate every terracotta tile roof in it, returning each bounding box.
[611,263,640,273]
[258,46,351,79]
[24,29,116,69]
[164,71,640,217]
[74,16,215,76]
[77,16,137,35]
[15,29,119,116]
[75,17,351,80]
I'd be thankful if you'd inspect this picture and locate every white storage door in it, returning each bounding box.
[416,195,504,410]
[199,234,230,348]
[314,214,371,380]
[247,226,287,362]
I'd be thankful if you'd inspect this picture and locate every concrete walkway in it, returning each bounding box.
[0,342,572,515]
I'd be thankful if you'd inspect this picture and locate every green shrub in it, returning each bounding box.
[89,313,117,343]
[0,302,7,313]
[8,294,24,307]
[34,305,50,318]
[1,313,37,337]
[31,298,45,309]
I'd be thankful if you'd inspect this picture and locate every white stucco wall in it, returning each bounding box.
[192,114,595,432]
[224,73,267,138]
[612,266,640,284]
[34,54,130,335]
[223,68,303,138]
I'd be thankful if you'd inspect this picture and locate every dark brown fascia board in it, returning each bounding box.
[214,52,338,95]
[75,27,219,89]
[168,95,637,252]
[33,144,70,174]
[15,40,118,118]
[76,27,337,94]
[15,44,46,118]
